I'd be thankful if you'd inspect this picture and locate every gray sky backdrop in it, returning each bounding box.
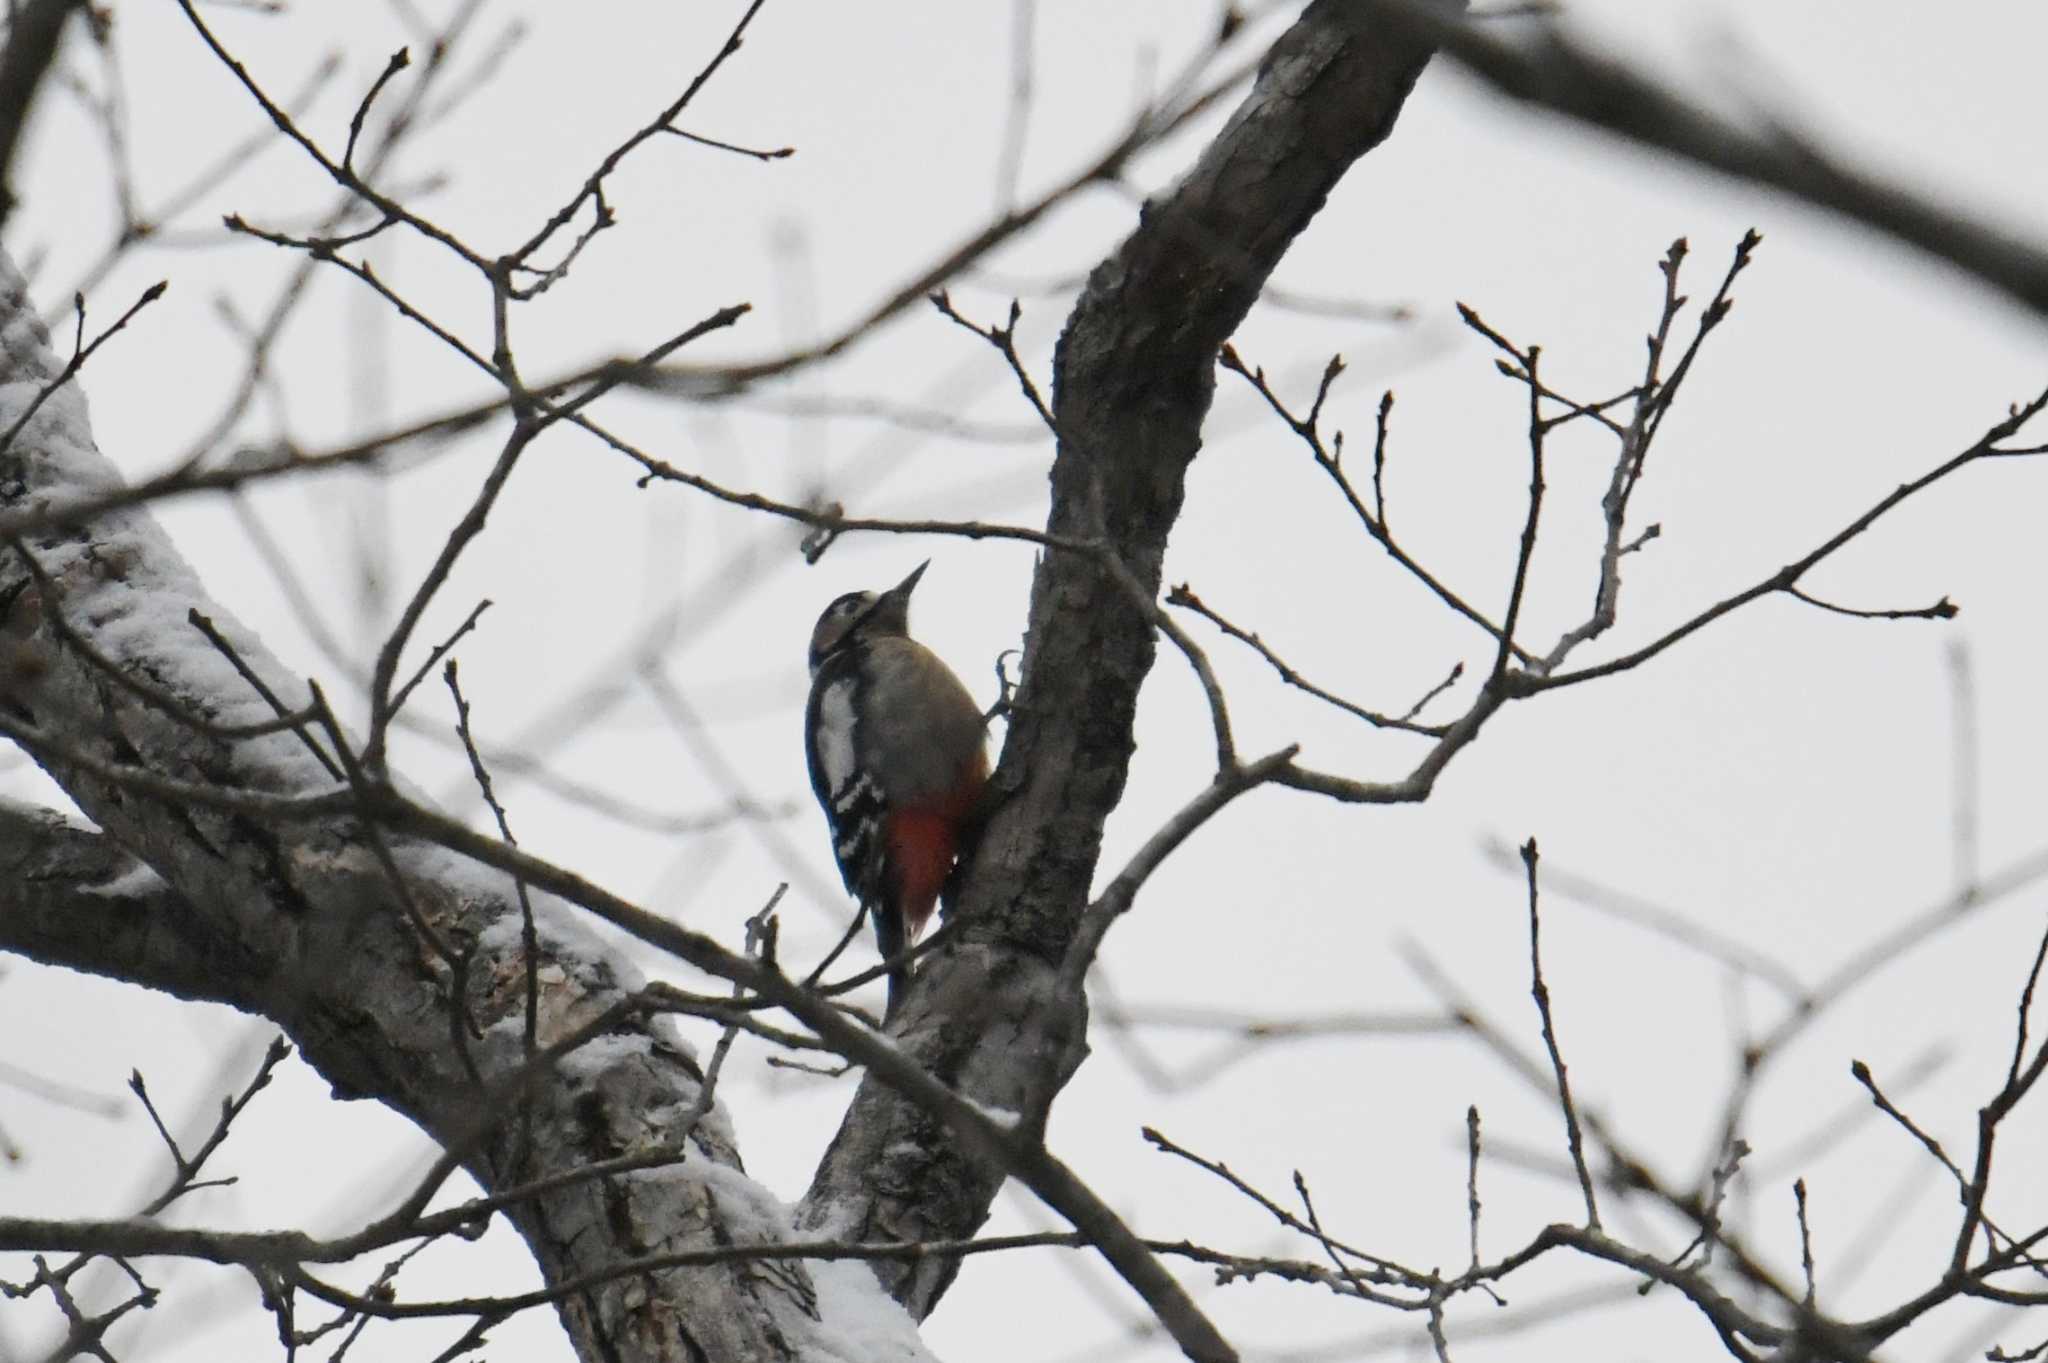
[5,2,2048,1360]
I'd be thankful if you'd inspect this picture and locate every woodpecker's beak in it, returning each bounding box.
[891,560,931,600]
[865,560,928,634]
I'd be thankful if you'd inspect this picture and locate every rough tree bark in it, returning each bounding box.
[798,0,1455,1318]
[0,265,882,1358]
[0,800,257,1009]
[0,2,1454,1359]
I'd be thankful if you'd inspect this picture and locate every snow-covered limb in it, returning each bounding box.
[0,0,1459,1354]
[0,247,921,1361]
[0,798,257,1009]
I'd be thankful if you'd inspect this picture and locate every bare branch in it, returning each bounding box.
[1059,746,1299,1005]
[0,278,165,456]
[1510,384,2048,696]
[1364,1,2048,318]
[1521,839,1599,1229]
[1168,583,1453,736]
[0,0,84,225]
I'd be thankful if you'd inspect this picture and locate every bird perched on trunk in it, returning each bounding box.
[805,561,989,1015]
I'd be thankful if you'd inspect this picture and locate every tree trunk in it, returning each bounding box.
[799,0,1455,1318]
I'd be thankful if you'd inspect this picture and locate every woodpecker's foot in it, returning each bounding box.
[984,647,1022,725]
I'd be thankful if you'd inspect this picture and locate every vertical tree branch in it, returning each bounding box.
[800,0,1460,1320]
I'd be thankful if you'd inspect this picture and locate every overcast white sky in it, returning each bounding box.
[4,3,2048,1360]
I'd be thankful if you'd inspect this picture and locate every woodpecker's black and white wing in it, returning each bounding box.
[804,651,887,904]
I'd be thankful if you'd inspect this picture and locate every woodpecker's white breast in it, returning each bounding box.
[811,674,861,814]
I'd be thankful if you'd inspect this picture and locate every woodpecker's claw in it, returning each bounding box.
[985,647,1022,724]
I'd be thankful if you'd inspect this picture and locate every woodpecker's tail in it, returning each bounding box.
[872,903,911,1020]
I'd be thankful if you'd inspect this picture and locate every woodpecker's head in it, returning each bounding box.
[808,560,928,676]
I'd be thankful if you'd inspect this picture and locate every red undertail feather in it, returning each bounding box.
[884,750,989,938]
[884,809,958,939]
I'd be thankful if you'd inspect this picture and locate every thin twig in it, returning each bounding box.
[187,608,344,778]
[445,660,536,1059]
[388,598,491,725]
[1794,1179,1816,1309]
[1168,583,1450,737]
[1522,839,1598,1229]
[0,280,166,456]
[1218,341,1533,663]
[1466,1105,1483,1273]
[929,291,1056,434]
[1785,584,1957,621]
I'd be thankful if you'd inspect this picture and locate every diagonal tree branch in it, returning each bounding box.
[1362,0,2048,320]
[798,0,1461,1325]
[0,247,918,1363]
[0,798,260,1010]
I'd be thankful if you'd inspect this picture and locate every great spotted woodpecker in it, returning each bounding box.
[805,561,989,1013]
